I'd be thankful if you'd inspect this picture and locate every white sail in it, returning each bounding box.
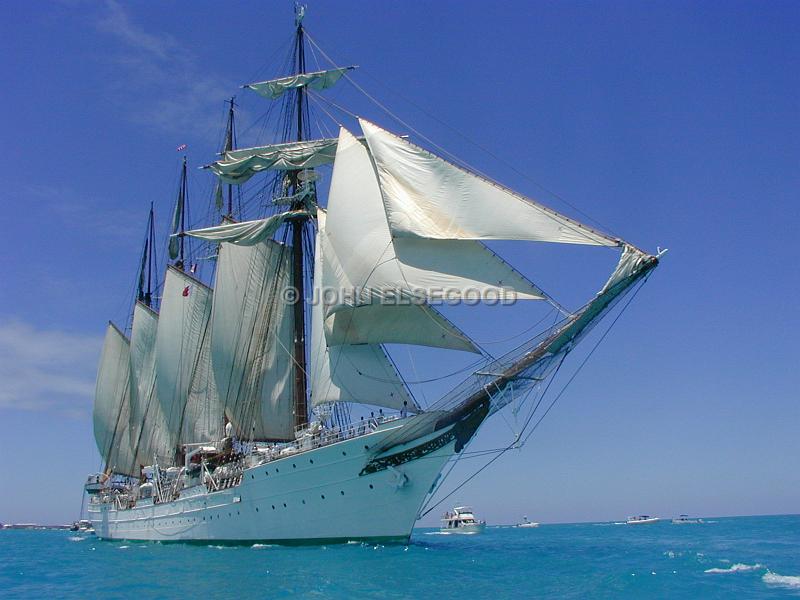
[310,211,417,411]
[211,239,295,441]
[323,127,544,319]
[360,119,619,246]
[128,303,172,467]
[244,66,355,99]
[208,138,338,184]
[93,323,137,476]
[155,267,223,449]
[184,211,308,246]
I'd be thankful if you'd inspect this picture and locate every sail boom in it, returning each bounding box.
[205,138,339,184]
[244,66,356,100]
[185,210,309,246]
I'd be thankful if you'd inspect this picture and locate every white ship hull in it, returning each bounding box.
[89,420,459,544]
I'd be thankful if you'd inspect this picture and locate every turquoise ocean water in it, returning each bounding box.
[1,515,798,598]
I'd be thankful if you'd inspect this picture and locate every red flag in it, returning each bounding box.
[182,285,190,297]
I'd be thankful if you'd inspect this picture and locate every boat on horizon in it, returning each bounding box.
[441,507,486,534]
[516,516,540,528]
[82,6,660,544]
[672,514,703,524]
[627,515,661,525]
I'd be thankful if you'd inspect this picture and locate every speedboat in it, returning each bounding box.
[672,514,703,524]
[440,507,486,534]
[626,515,660,525]
[516,516,539,528]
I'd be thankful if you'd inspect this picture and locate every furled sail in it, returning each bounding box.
[211,239,295,441]
[128,303,172,467]
[310,210,418,411]
[184,210,309,246]
[244,66,355,100]
[360,119,620,246]
[323,127,545,323]
[93,323,137,476]
[207,138,338,184]
[155,267,223,449]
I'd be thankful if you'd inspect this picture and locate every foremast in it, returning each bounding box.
[290,7,310,430]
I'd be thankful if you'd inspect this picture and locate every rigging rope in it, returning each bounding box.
[419,276,650,518]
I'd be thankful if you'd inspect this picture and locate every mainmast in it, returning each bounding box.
[290,5,309,430]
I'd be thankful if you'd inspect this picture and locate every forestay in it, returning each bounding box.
[93,323,137,476]
[360,119,620,246]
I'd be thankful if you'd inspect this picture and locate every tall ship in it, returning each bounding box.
[86,7,661,543]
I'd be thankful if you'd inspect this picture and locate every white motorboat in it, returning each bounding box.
[516,516,540,528]
[626,515,660,525]
[441,507,486,534]
[672,514,703,524]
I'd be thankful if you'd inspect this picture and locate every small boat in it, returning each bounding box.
[672,514,703,524]
[69,519,95,533]
[441,507,486,534]
[626,515,660,525]
[515,516,540,528]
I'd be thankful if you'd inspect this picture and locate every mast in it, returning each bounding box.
[138,204,156,307]
[224,97,236,217]
[179,156,187,268]
[291,5,309,430]
[146,203,155,306]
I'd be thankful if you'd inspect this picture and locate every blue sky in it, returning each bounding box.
[0,1,798,526]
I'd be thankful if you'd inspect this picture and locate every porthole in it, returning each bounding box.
[272,505,275,510]
[255,507,259,512]
[292,463,296,468]
[283,503,287,507]
[309,459,314,464]
[340,490,345,496]
[342,451,347,456]
[302,499,306,504]
[276,468,279,473]
[321,494,325,500]
[369,484,374,489]
[251,474,254,479]
[364,445,369,450]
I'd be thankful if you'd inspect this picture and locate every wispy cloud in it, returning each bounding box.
[22,182,142,241]
[0,320,102,418]
[94,0,233,137]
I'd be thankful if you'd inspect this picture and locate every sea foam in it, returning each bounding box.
[762,572,800,589]
[704,563,764,574]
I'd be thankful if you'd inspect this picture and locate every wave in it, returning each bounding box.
[704,563,765,574]
[762,572,800,589]
[251,544,276,549]
[67,536,85,542]
[118,545,129,549]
